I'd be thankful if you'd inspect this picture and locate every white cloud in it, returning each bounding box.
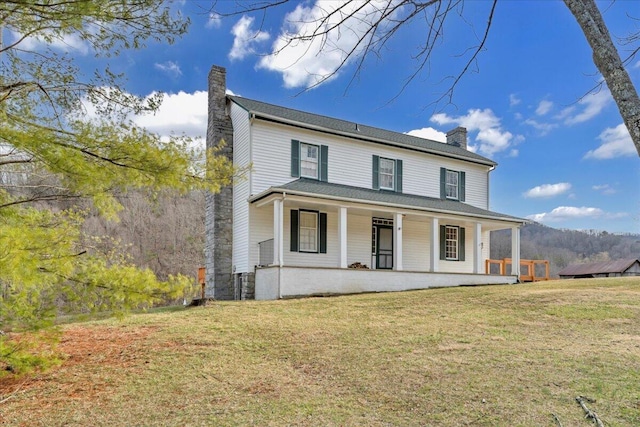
[535,100,553,116]
[206,13,222,29]
[11,29,90,55]
[523,182,572,198]
[258,0,400,88]
[229,15,270,61]
[405,127,446,142]
[509,94,521,107]
[562,89,612,125]
[508,149,519,157]
[523,118,557,135]
[430,108,522,156]
[592,184,616,195]
[133,91,208,143]
[154,61,182,78]
[527,206,627,223]
[634,60,640,69]
[584,123,636,159]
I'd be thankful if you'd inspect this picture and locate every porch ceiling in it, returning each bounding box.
[250,178,526,228]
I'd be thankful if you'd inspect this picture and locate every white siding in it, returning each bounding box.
[402,219,430,271]
[231,103,251,272]
[250,120,490,209]
[439,225,474,274]
[283,207,340,267]
[482,230,491,267]
[347,213,372,267]
[249,204,274,269]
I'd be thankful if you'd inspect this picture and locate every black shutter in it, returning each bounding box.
[459,171,466,202]
[440,167,446,199]
[395,159,403,193]
[439,225,446,260]
[319,212,327,254]
[320,145,328,182]
[459,227,465,261]
[291,140,300,177]
[290,210,299,252]
[372,155,379,190]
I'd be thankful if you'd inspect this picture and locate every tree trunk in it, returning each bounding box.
[564,0,640,157]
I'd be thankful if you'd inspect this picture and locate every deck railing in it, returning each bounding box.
[485,258,550,282]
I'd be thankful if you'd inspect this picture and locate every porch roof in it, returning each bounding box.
[249,178,527,224]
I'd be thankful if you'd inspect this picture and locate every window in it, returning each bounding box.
[300,143,319,179]
[446,170,458,199]
[439,224,465,261]
[372,155,403,192]
[445,226,458,260]
[299,211,318,252]
[291,140,328,181]
[440,168,465,201]
[379,157,395,190]
[290,209,327,253]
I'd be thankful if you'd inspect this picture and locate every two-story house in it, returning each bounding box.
[205,66,525,300]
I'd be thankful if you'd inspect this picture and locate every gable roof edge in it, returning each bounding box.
[229,96,496,167]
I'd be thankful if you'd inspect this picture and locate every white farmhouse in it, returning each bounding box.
[205,66,525,300]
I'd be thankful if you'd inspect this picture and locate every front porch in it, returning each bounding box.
[248,179,526,300]
[255,266,517,300]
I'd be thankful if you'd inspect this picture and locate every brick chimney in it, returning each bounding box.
[446,127,467,150]
[204,65,235,300]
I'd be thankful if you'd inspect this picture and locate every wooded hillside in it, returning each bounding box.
[491,223,640,277]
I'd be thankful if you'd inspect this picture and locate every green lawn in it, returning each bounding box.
[1,277,639,426]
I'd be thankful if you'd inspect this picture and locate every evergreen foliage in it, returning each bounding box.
[0,1,234,375]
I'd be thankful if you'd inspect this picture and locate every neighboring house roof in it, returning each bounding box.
[557,259,640,276]
[228,95,496,167]
[250,178,526,224]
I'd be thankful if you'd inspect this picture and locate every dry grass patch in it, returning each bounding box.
[1,277,639,426]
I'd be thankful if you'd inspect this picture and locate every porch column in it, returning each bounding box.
[511,226,520,279]
[394,213,403,270]
[473,222,483,274]
[273,199,284,266]
[430,218,439,272]
[338,206,348,268]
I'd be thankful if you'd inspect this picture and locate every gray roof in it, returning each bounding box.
[228,95,496,167]
[250,178,526,224]
[558,259,640,276]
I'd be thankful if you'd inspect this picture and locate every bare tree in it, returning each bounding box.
[213,0,640,156]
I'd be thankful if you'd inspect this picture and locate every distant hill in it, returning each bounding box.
[491,223,640,277]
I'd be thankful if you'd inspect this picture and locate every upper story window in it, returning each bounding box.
[379,157,395,190]
[373,155,403,193]
[440,167,465,201]
[291,140,328,182]
[445,169,459,199]
[300,143,319,179]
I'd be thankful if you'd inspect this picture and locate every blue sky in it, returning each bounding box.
[21,0,640,233]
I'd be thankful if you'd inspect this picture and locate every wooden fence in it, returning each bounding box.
[485,258,550,282]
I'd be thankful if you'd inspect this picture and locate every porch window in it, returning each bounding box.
[291,140,328,181]
[299,211,318,252]
[290,209,327,254]
[372,155,403,192]
[445,226,458,260]
[439,225,465,261]
[440,168,465,201]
